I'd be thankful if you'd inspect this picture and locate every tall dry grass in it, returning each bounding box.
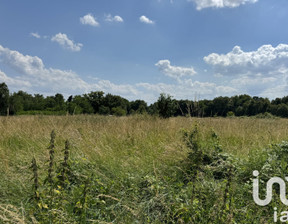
[1,115,288,222]
[1,115,288,170]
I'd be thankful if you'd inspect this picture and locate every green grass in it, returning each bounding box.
[1,115,288,223]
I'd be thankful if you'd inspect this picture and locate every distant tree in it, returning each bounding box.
[235,106,244,116]
[175,100,194,116]
[156,93,177,118]
[70,95,94,114]
[67,95,73,103]
[203,100,214,117]
[15,91,35,111]
[86,91,105,113]
[67,95,75,114]
[45,96,57,110]
[129,100,147,114]
[281,96,288,105]
[198,99,209,117]
[54,93,65,111]
[99,105,110,115]
[103,94,129,115]
[276,103,288,117]
[33,94,45,111]
[211,96,229,116]
[147,102,158,115]
[0,83,9,115]
[9,92,24,115]
[271,97,282,105]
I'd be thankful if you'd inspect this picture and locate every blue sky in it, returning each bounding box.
[0,0,288,104]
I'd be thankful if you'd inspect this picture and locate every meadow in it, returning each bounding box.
[1,115,288,223]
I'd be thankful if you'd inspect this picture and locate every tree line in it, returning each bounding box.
[1,82,288,118]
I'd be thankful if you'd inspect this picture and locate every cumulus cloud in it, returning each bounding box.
[188,0,258,10]
[0,45,45,75]
[0,45,143,100]
[0,45,88,94]
[0,70,31,89]
[80,13,100,27]
[0,45,239,104]
[155,60,196,80]
[203,44,288,97]
[51,33,83,52]
[105,14,124,23]
[204,44,288,77]
[139,15,155,24]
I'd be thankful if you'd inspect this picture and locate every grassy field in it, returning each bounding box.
[1,115,288,223]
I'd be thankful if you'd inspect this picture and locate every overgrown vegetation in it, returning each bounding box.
[1,116,288,223]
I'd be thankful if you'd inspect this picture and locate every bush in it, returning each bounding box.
[111,107,126,116]
[255,112,276,119]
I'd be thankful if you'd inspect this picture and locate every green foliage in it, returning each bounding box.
[98,105,110,115]
[86,91,105,113]
[129,100,148,114]
[111,106,127,116]
[0,82,9,115]
[156,93,177,118]
[226,111,235,117]
[255,112,275,119]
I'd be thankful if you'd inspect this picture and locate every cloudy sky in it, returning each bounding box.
[0,0,288,104]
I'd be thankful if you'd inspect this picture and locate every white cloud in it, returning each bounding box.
[0,70,31,89]
[5,43,288,105]
[0,45,88,95]
[204,44,288,98]
[80,13,100,27]
[155,60,196,80]
[51,33,83,52]
[30,32,41,39]
[0,45,142,100]
[204,44,288,77]
[0,45,44,75]
[105,14,124,23]
[139,15,155,24]
[229,74,279,95]
[0,45,239,104]
[188,0,258,10]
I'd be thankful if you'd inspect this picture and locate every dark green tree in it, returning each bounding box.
[33,94,45,111]
[211,96,230,116]
[129,100,147,114]
[86,91,105,113]
[54,93,66,111]
[276,103,288,117]
[71,95,94,114]
[103,93,129,115]
[9,92,24,115]
[45,96,57,110]
[147,102,158,115]
[156,93,177,118]
[0,82,9,115]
